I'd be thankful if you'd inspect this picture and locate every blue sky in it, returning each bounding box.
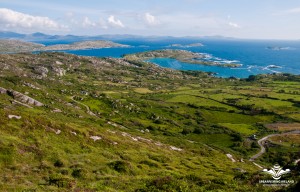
[0,0,300,39]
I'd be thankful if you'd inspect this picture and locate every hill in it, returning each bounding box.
[0,39,45,53]
[0,39,129,53]
[0,52,299,191]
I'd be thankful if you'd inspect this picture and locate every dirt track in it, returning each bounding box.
[249,130,300,161]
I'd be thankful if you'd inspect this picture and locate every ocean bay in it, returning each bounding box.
[47,38,300,78]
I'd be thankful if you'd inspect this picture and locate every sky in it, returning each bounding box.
[0,0,300,39]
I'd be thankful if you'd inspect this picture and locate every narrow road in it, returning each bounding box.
[70,96,97,116]
[249,130,300,161]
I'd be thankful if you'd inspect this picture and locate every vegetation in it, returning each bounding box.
[0,39,128,53]
[0,52,299,191]
[124,49,242,67]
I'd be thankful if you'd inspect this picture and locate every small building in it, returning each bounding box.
[80,91,88,95]
[250,134,257,140]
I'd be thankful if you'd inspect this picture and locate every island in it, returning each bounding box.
[0,39,45,53]
[166,43,204,48]
[266,46,290,51]
[0,39,129,53]
[124,49,242,67]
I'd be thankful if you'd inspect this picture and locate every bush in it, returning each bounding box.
[0,145,15,166]
[108,160,130,173]
[231,133,243,142]
[193,127,204,134]
[182,127,194,135]
[71,168,86,178]
[54,159,64,167]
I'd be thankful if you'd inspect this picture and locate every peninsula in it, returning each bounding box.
[124,49,242,67]
[0,39,129,53]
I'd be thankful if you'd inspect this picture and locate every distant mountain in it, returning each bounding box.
[0,31,26,39]
[0,31,239,42]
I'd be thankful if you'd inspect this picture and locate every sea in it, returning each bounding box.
[36,38,300,78]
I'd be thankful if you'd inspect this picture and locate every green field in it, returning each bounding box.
[0,52,299,191]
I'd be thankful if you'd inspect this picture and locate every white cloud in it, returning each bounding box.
[0,8,66,31]
[229,22,241,28]
[107,15,124,28]
[274,7,300,16]
[65,11,74,18]
[285,7,300,14]
[98,18,108,29]
[144,13,160,26]
[82,17,96,27]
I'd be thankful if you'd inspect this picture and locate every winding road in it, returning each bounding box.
[70,96,97,116]
[249,130,300,161]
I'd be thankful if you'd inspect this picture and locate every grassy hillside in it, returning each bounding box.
[0,52,299,191]
[0,40,128,53]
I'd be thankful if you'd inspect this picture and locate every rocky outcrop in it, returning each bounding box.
[7,90,44,106]
[34,66,49,77]
[23,82,40,90]
[0,87,7,94]
[52,67,66,76]
[8,115,22,119]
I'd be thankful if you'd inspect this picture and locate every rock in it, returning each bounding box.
[0,87,7,94]
[170,146,183,151]
[70,131,77,135]
[52,108,62,113]
[90,136,102,141]
[8,115,21,119]
[233,168,246,173]
[49,128,61,135]
[34,66,48,77]
[226,154,236,162]
[24,82,40,90]
[52,67,66,76]
[55,61,63,65]
[8,90,44,106]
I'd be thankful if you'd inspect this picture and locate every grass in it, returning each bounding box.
[265,123,300,132]
[269,135,300,146]
[134,88,153,94]
[219,123,257,135]
[0,52,299,191]
[167,94,237,111]
[187,134,234,149]
[200,110,260,124]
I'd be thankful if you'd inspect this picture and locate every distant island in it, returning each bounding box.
[0,39,129,53]
[266,46,291,51]
[166,43,204,48]
[124,49,241,68]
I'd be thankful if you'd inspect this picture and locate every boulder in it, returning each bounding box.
[8,90,44,106]
[0,87,7,94]
[52,67,66,76]
[34,66,48,77]
[8,115,21,119]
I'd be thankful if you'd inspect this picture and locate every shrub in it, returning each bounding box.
[54,159,64,167]
[71,168,86,178]
[0,145,15,166]
[108,160,130,173]
[181,127,194,135]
